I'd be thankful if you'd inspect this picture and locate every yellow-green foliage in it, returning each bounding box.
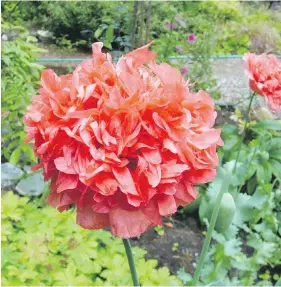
[1,192,181,286]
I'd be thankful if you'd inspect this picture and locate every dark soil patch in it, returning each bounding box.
[131,215,204,274]
[215,107,236,126]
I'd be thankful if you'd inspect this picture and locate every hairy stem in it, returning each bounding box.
[122,238,140,286]
[233,92,255,173]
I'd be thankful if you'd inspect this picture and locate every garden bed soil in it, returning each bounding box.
[132,214,204,275]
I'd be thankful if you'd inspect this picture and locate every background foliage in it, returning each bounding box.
[2,1,280,54]
[2,192,181,286]
[1,22,44,165]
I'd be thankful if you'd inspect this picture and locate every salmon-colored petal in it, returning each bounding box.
[92,201,110,213]
[96,177,118,196]
[125,42,156,68]
[37,142,49,155]
[109,208,154,238]
[152,112,178,141]
[145,164,161,188]
[142,148,162,165]
[189,129,221,149]
[90,121,103,144]
[56,172,78,193]
[41,69,61,95]
[157,195,177,216]
[77,206,110,229]
[54,157,76,174]
[174,181,198,206]
[142,200,162,226]
[161,161,189,179]
[112,167,139,196]
[186,169,216,184]
[92,42,106,66]
[163,138,177,153]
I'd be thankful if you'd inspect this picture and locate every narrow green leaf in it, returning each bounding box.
[252,120,281,131]
[9,148,22,165]
[105,25,114,43]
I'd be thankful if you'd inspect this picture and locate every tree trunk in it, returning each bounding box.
[131,0,139,50]
[138,1,145,47]
[145,0,152,44]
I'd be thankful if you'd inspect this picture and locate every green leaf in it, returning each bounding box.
[105,25,114,43]
[103,40,112,49]
[233,193,253,225]
[94,27,105,39]
[252,120,281,131]
[269,159,281,179]
[247,176,257,195]
[9,148,22,165]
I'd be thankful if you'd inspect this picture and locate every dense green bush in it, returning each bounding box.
[1,22,44,165]
[1,192,181,286]
[16,1,132,51]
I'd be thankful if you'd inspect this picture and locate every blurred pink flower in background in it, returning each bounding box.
[244,52,281,111]
[187,33,196,43]
[175,45,183,52]
[180,66,189,75]
[164,22,177,30]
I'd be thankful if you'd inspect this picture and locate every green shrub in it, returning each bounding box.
[18,1,132,51]
[1,22,44,165]
[1,192,181,286]
[152,3,220,99]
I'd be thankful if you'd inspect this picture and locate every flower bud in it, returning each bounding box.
[214,193,236,233]
[255,107,274,121]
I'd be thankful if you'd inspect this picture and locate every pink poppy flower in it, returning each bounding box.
[24,42,222,238]
[244,53,281,111]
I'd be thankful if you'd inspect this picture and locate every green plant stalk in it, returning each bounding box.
[233,92,255,173]
[192,178,230,286]
[122,239,140,286]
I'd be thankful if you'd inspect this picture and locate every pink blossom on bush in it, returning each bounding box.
[187,33,196,43]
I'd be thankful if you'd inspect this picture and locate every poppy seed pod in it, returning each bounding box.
[214,192,236,233]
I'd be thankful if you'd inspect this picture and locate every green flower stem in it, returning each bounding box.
[122,238,140,286]
[233,92,255,173]
[192,178,230,286]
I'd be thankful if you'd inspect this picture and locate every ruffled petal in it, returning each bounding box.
[157,195,177,216]
[77,206,110,229]
[112,167,139,196]
[56,172,78,193]
[186,169,217,184]
[109,208,154,238]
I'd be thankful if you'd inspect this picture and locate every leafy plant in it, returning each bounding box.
[180,119,281,285]
[1,192,181,286]
[1,22,44,165]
